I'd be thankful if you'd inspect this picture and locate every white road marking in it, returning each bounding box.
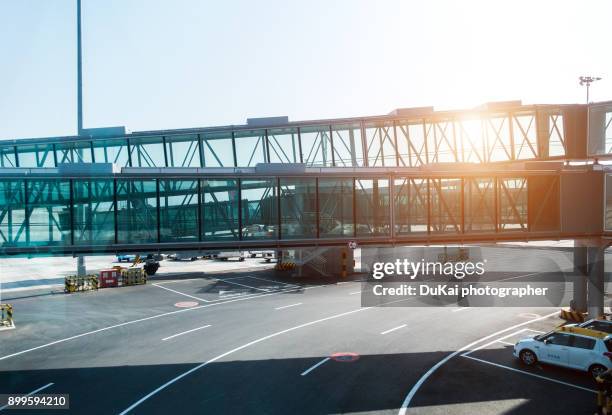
[381,324,407,335]
[349,291,361,295]
[397,310,560,415]
[300,357,331,376]
[119,305,373,414]
[275,303,302,310]
[218,290,247,298]
[495,272,541,282]
[496,340,515,346]
[0,382,54,411]
[0,278,365,363]
[152,283,211,303]
[162,325,211,341]
[120,293,420,414]
[462,354,596,394]
[215,278,270,292]
[461,328,545,357]
[243,276,300,287]
[152,278,201,285]
[452,307,469,312]
[461,329,532,357]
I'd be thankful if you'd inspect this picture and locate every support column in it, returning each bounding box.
[77,255,86,276]
[572,240,588,313]
[587,245,605,319]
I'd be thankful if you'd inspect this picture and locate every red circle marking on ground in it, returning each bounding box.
[174,301,199,308]
[330,352,360,362]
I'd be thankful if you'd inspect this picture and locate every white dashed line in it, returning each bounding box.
[300,357,331,376]
[275,303,303,310]
[381,324,407,335]
[162,325,211,341]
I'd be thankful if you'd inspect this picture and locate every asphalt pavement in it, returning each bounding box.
[0,258,602,414]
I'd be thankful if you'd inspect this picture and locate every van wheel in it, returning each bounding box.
[239,257,245,262]
[590,364,607,379]
[519,350,537,366]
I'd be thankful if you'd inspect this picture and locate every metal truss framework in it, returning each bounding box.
[0,104,579,170]
[0,168,575,256]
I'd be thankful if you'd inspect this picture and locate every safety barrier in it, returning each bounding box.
[341,250,348,278]
[0,304,14,329]
[275,262,296,271]
[121,267,147,286]
[559,307,586,323]
[65,275,99,293]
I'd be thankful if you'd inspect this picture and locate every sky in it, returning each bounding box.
[0,0,611,139]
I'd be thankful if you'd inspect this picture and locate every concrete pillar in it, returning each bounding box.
[572,241,588,312]
[77,255,86,276]
[587,245,605,319]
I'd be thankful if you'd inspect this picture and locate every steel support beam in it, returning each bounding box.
[572,240,588,313]
[587,244,606,319]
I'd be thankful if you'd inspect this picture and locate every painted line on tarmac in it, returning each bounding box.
[349,291,361,295]
[243,276,301,288]
[461,329,531,357]
[452,307,469,312]
[119,306,373,414]
[162,325,211,341]
[497,340,515,346]
[300,357,331,376]
[495,272,541,282]
[275,303,302,310]
[152,283,212,303]
[462,355,597,394]
[151,278,202,285]
[397,310,559,415]
[119,294,421,414]
[381,324,407,335]
[461,328,545,357]
[0,279,362,362]
[215,278,270,292]
[0,382,54,412]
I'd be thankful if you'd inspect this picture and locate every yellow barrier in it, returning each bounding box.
[275,262,296,271]
[64,275,99,293]
[559,307,586,323]
[0,304,14,328]
[121,267,147,286]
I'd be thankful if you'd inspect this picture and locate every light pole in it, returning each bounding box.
[579,76,602,104]
[77,0,83,136]
[76,0,86,276]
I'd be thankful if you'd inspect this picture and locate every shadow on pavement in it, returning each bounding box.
[1,349,596,415]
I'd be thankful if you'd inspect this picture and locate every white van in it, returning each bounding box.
[213,251,246,261]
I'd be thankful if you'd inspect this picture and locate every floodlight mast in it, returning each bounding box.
[77,0,83,136]
[579,76,602,104]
